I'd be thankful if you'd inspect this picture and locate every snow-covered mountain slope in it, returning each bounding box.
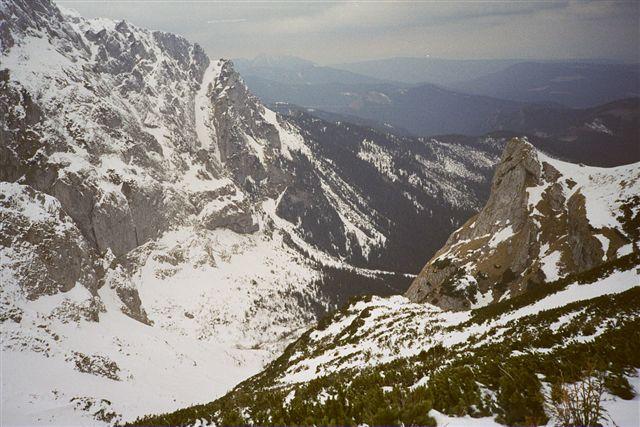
[407,138,639,309]
[0,1,505,424]
[135,141,640,427]
[145,258,639,426]
[277,111,504,272]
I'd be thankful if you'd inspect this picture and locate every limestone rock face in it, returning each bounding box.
[467,138,541,237]
[406,137,639,310]
[0,0,85,53]
[566,192,605,272]
[0,182,99,301]
[209,60,289,197]
[199,199,258,234]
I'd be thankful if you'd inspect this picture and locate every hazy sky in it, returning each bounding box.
[58,0,640,64]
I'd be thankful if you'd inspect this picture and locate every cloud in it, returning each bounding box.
[57,0,639,63]
[207,18,247,24]
[233,1,567,35]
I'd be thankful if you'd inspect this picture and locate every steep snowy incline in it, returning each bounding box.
[1,198,322,425]
[195,59,223,157]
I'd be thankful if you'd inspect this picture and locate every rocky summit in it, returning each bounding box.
[406,137,639,310]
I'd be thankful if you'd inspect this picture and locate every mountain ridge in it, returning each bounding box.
[450,61,640,108]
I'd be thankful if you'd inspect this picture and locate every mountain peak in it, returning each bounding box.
[406,137,638,309]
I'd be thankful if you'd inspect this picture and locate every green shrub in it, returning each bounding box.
[605,373,635,400]
[496,362,548,426]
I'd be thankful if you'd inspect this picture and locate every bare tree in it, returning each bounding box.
[546,369,613,427]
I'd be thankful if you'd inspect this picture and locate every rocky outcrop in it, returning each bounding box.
[199,199,258,234]
[406,138,543,308]
[406,137,639,309]
[209,61,291,198]
[67,352,121,381]
[0,0,86,53]
[114,286,152,326]
[565,192,604,272]
[0,182,99,300]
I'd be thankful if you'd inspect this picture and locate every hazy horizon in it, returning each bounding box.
[234,53,637,66]
[58,0,640,65]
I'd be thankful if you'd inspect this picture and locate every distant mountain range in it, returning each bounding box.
[235,56,639,165]
[276,101,639,168]
[449,61,640,108]
[238,55,639,108]
[238,75,525,136]
[332,57,522,86]
[493,98,640,167]
[234,55,396,86]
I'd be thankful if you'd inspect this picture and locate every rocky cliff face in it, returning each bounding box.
[406,137,639,309]
[0,182,100,305]
[1,0,211,258]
